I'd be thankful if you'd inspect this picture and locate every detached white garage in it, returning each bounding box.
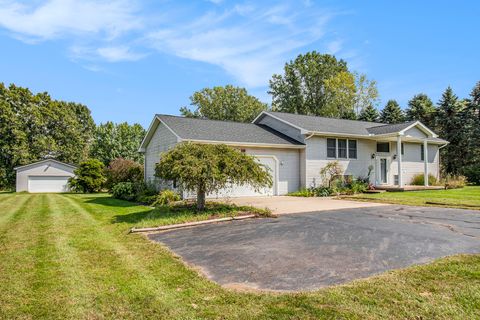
[14,159,77,193]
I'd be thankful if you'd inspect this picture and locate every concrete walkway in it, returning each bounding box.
[216,196,387,215]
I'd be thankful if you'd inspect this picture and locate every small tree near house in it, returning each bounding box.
[155,143,272,210]
[320,161,344,187]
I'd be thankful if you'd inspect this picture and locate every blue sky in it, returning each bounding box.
[0,0,478,127]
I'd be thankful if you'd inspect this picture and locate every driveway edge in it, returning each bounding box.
[130,214,258,233]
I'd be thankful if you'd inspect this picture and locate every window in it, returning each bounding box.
[327,138,357,159]
[421,144,424,161]
[377,142,390,153]
[348,140,357,159]
[327,138,336,158]
[401,143,404,155]
[337,139,347,158]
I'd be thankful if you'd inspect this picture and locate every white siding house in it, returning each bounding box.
[139,111,448,197]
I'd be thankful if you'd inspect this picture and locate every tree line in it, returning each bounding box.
[0,83,145,189]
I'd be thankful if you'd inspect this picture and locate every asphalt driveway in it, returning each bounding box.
[149,205,480,291]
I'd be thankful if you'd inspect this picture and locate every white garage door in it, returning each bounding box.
[203,156,277,198]
[28,176,70,193]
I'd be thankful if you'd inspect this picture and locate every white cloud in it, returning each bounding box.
[147,3,334,87]
[0,0,141,41]
[0,0,341,84]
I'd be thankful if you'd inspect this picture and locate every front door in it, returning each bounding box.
[380,158,388,184]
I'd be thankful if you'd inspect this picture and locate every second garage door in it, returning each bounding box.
[28,176,71,193]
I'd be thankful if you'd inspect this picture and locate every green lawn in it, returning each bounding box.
[0,193,479,319]
[348,186,480,209]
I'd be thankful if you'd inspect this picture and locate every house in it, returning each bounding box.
[139,111,448,197]
[14,159,77,193]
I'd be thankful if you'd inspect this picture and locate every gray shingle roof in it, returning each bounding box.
[157,114,304,146]
[265,111,387,135]
[366,121,417,135]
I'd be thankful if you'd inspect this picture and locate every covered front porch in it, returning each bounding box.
[369,121,448,188]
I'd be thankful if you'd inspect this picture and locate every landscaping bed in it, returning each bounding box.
[116,200,272,229]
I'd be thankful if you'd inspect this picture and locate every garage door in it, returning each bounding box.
[197,156,277,198]
[28,176,71,193]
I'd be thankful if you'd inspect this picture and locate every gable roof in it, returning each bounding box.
[256,111,440,139]
[139,115,304,151]
[259,111,387,136]
[14,159,77,171]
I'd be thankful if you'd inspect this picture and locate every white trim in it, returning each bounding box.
[14,159,77,171]
[399,121,438,138]
[397,135,403,187]
[375,156,391,185]
[181,139,305,149]
[253,111,306,132]
[138,116,182,152]
[423,139,429,187]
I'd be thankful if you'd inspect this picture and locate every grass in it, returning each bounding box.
[348,186,480,209]
[116,201,272,228]
[0,192,479,319]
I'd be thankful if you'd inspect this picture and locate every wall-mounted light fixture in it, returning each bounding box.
[393,154,397,160]
[371,153,376,159]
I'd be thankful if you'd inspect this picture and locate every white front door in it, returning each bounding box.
[376,157,390,185]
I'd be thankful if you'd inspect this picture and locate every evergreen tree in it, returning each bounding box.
[358,104,380,122]
[405,93,436,128]
[436,87,467,174]
[461,82,480,177]
[379,100,405,124]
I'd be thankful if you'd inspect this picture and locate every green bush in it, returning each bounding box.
[152,189,181,206]
[463,165,480,185]
[411,173,438,186]
[288,187,333,197]
[111,182,136,201]
[136,195,157,205]
[68,159,106,193]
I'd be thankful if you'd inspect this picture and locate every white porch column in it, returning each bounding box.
[397,135,403,187]
[424,139,429,186]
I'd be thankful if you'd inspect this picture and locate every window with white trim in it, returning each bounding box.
[421,144,425,161]
[326,138,357,159]
[338,139,347,158]
[376,142,390,153]
[327,138,337,158]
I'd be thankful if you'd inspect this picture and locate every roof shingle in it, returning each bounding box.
[157,114,304,146]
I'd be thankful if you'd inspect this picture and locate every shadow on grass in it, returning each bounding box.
[85,196,139,208]
[113,208,161,224]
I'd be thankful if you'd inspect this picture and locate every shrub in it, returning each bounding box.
[319,161,344,187]
[462,165,480,185]
[105,158,143,189]
[411,173,438,186]
[444,175,467,189]
[288,187,333,197]
[152,189,181,206]
[136,195,157,205]
[349,180,368,194]
[111,182,136,201]
[68,159,106,193]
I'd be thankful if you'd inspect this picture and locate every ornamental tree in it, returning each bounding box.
[155,143,272,210]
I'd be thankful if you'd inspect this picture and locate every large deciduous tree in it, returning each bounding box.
[269,52,378,119]
[269,52,349,116]
[0,83,95,189]
[358,104,380,122]
[405,94,436,128]
[436,87,467,175]
[90,122,145,165]
[380,100,405,124]
[155,143,272,210]
[180,85,267,122]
